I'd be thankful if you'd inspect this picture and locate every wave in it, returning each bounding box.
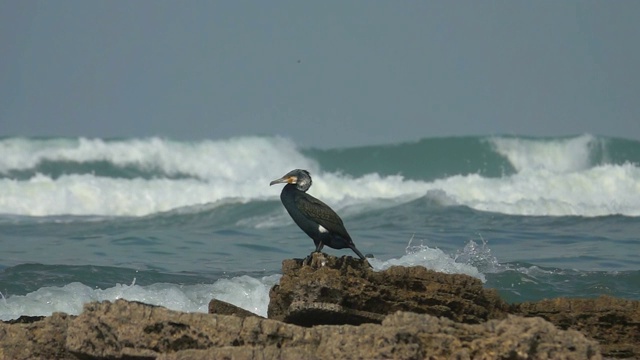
[307,133,640,179]
[0,136,317,180]
[0,241,487,321]
[0,274,279,321]
[0,135,639,217]
[2,238,637,321]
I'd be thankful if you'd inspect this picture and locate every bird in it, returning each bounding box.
[270,169,367,261]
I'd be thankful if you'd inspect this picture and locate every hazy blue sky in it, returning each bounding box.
[2,1,639,148]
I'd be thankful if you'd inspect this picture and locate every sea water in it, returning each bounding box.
[1,134,639,320]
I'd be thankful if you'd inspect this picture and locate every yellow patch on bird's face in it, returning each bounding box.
[288,176,297,184]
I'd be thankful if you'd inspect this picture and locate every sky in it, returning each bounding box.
[1,1,639,148]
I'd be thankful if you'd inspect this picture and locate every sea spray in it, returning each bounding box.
[368,235,486,282]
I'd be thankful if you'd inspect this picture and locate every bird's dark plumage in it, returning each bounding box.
[270,169,367,260]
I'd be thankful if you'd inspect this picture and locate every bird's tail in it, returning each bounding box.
[349,245,367,261]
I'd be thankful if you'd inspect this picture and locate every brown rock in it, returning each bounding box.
[59,300,599,359]
[513,296,640,359]
[0,312,76,360]
[208,298,262,318]
[65,301,217,358]
[268,252,509,326]
[1,255,635,359]
[284,301,385,326]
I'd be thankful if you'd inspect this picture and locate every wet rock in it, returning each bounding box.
[513,296,640,359]
[3,315,46,325]
[268,252,509,326]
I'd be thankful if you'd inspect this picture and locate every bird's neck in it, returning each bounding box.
[283,183,304,192]
[280,184,302,209]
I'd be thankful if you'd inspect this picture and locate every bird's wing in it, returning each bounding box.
[294,193,352,239]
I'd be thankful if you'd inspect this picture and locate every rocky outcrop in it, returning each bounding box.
[268,253,509,326]
[0,312,72,360]
[1,299,600,360]
[1,253,638,359]
[513,296,640,359]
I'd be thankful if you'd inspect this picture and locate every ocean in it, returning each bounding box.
[1,134,639,320]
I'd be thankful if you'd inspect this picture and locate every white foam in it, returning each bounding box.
[0,136,316,216]
[0,274,280,321]
[433,162,640,216]
[369,238,487,282]
[2,161,640,217]
[0,140,430,217]
[454,238,503,274]
[0,136,316,180]
[0,238,492,321]
[0,174,258,216]
[315,160,640,217]
[489,134,598,173]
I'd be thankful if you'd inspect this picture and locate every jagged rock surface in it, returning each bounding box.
[268,253,509,326]
[0,312,73,360]
[0,299,601,360]
[1,254,638,359]
[513,296,640,359]
[208,298,262,318]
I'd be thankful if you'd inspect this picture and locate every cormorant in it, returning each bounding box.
[270,169,367,260]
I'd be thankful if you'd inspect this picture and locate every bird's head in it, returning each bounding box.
[270,169,312,192]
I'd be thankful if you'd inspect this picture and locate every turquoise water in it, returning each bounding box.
[1,134,639,320]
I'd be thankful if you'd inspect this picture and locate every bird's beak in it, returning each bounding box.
[270,176,296,186]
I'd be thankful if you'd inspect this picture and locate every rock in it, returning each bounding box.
[3,299,600,359]
[2,315,46,324]
[65,300,220,358]
[268,252,509,326]
[513,296,640,359]
[1,255,637,359]
[283,301,385,327]
[376,312,600,360]
[208,298,262,318]
[0,312,75,360]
